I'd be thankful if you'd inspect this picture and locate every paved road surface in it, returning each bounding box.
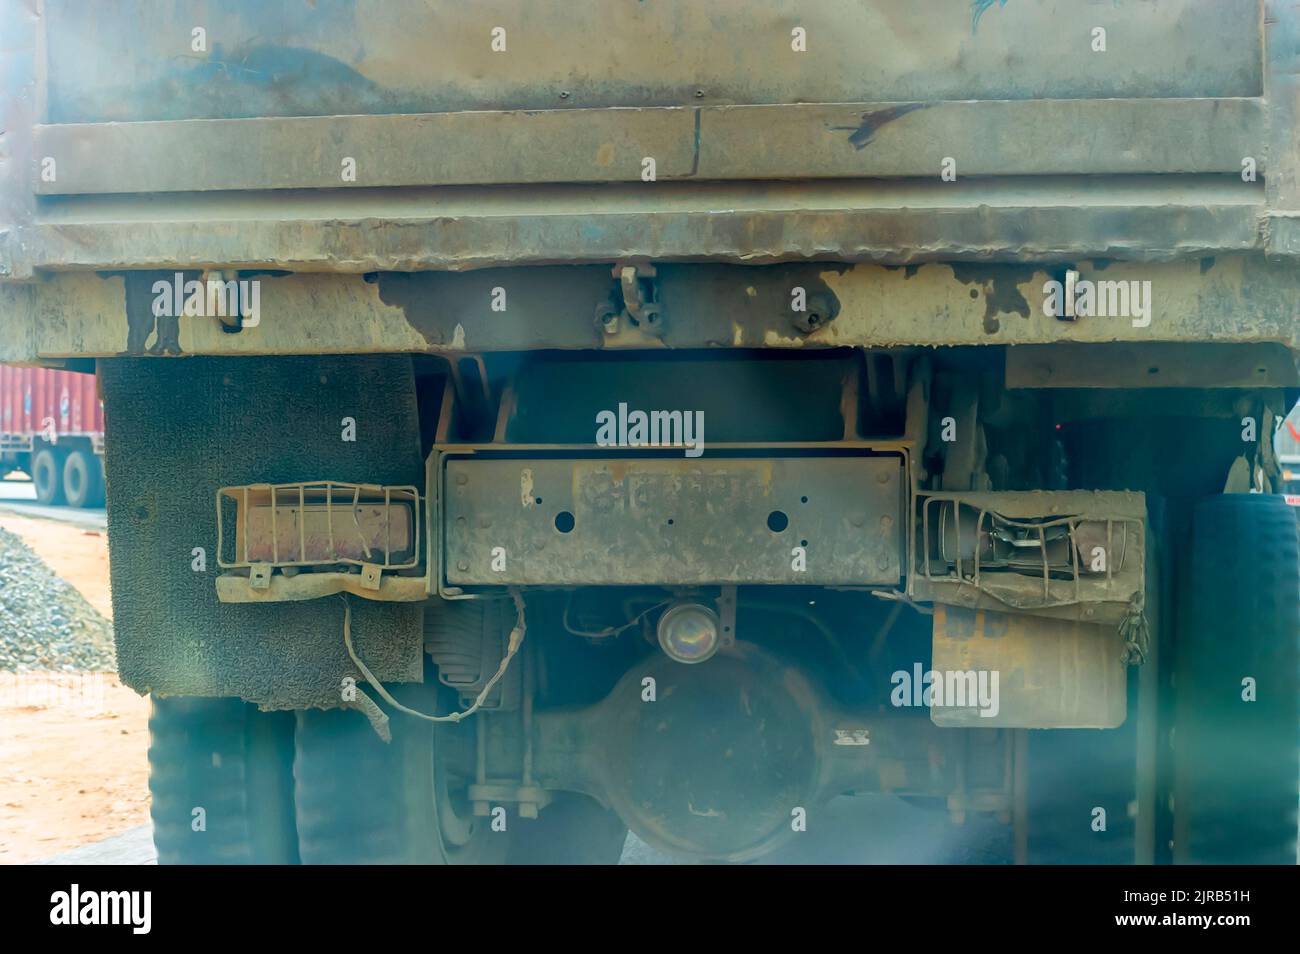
[35,825,157,866]
[0,478,106,529]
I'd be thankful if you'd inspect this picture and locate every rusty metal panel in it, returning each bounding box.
[930,605,1127,728]
[1266,0,1300,253]
[39,1,1261,125]
[1,0,1286,278]
[697,99,1262,180]
[442,456,904,586]
[11,178,1265,279]
[8,255,1300,364]
[33,98,1260,194]
[33,108,697,194]
[1005,343,1300,389]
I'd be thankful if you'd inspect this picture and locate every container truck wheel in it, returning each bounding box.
[31,447,64,505]
[61,448,104,508]
[294,687,510,865]
[149,697,300,864]
[1173,493,1300,863]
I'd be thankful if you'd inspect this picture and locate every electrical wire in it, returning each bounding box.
[342,589,526,723]
[561,592,670,638]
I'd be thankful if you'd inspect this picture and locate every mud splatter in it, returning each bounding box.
[831,104,927,151]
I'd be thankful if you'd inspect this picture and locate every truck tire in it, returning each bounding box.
[1025,725,1138,864]
[149,697,300,864]
[294,689,509,865]
[1174,493,1300,864]
[31,447,64,505]
[61,448,104,508]
[507,793,628,865]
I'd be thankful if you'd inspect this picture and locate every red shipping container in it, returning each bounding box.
[0,366,104,439]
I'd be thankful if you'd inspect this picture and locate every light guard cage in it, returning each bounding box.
[915,491,1145,617]
[217,481,421,575]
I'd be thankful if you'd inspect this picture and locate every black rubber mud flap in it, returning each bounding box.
[293,685,509,865]
[149,696,299,864]
[507,793,628,865]
[1174,493,1300,864]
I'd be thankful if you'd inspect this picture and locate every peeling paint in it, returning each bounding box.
[521,467,535,508]
[947,264,1037,334]
[763,329,807,348]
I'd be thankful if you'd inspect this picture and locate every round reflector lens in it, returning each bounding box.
[657,603,721,664]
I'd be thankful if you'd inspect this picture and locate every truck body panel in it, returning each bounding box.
[0,0,1297,286]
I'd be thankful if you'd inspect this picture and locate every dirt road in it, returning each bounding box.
[0,673,150,864]
[0,511,149,864]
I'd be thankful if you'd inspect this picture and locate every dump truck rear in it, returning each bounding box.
[1,0,1296,864]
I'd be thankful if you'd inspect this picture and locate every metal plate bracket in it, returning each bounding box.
[442,455,905,587]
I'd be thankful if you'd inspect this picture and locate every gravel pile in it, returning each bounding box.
[0,527,115,672]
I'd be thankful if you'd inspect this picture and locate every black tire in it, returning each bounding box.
[294,685,509,865]
[508,793,628,865]
[1025,724,1138,864]
[149,697,300,864]
[61,448,104,508]
[1174,493,1299,864]
[31,447,64,505]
